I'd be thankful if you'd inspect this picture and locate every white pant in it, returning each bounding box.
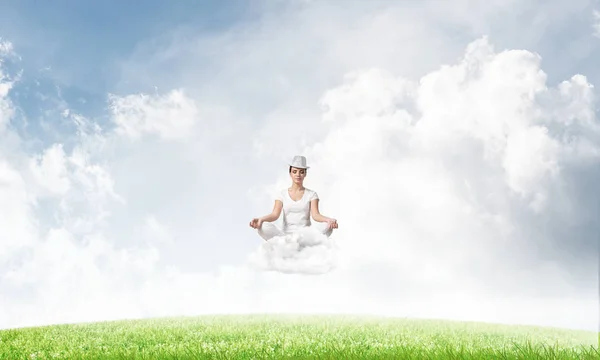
[257,221,333,241]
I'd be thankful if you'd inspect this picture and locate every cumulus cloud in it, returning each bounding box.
[247,227,338,275]
[26,134,123,235]
[306,37,599,273]
[0,3,598,338]
[108,89,198,141]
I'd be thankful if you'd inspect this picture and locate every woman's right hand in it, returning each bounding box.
[249,218,263,229]
[326,218,338,230]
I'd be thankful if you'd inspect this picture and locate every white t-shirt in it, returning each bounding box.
[275,188,319,232]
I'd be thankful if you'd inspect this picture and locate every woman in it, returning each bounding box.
[249,155,338,241]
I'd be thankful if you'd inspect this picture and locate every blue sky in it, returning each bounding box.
[0,0,257,147]
[0,0,250,89]
[0,0,598,333]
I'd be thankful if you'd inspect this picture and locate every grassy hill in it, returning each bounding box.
[0,314,597,359]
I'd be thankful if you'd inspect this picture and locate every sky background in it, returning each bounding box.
[0,0,598,335]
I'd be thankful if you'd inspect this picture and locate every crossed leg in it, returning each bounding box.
[257,221,332,241]
[310,221,333,237]
[257,222,285,241]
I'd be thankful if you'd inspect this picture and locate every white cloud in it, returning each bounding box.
[29,144,71,196]
[0,2,598,337]
[0,39,13,55]
[0,40,15,132]
[0,159,37,260]
[502,125,560,211]
[108,89,198,141]
[138,216,174,247]
[247,227,338,275]
[25,138,123,236]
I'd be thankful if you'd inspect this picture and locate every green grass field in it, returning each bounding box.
[0,314,597,359]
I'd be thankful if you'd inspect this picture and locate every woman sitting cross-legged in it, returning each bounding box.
[249,155,338,242]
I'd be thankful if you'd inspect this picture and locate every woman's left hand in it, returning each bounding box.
[327,218,338,230]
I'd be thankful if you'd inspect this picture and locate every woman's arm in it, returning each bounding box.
[310,199,333,222]
[259,200,283,222]
[250,200,283,229]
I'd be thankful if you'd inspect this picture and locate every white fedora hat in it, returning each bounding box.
[289,155,310,169]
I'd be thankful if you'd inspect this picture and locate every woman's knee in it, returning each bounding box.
[257,222,283,240]
[312,222,333,236]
